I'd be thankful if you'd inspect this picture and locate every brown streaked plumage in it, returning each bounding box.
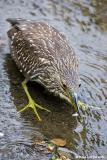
[7,18,80,120]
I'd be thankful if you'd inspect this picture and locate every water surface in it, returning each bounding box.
[0,0,107,159]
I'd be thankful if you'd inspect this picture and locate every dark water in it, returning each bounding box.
[0,0,107,159]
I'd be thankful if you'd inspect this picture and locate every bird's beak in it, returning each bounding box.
[69,92,80,114]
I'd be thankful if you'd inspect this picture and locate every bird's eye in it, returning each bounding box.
[79,83,81,87]
[63,83,67,88]
[62,82,67,90]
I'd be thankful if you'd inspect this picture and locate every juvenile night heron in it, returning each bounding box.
[7,18,80,121]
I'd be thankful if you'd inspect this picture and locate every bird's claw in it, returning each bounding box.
[18,98,51,121]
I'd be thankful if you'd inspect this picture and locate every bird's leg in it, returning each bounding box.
[18,80,51,121]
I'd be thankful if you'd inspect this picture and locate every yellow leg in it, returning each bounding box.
[18,80,51,121]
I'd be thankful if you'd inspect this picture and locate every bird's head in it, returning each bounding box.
[47,68,80,113]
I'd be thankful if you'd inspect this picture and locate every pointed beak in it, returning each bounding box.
[69,92,80,114]
[73,93,80,114]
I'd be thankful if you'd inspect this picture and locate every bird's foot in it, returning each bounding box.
[18,97,51,121]
[78,100,101,111]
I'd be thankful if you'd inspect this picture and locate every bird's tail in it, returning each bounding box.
[7,18,31,38]
[6,18,24,26]
[7,18,32,26]
[7,18,29,38]
[7,18,23,39]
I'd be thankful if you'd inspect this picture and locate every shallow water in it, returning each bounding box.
[0,0,107,159]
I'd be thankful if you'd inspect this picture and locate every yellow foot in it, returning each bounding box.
[18,80,51,121]
[78,100,88,111]
[78,100,101,111]
[18,98,51,121]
